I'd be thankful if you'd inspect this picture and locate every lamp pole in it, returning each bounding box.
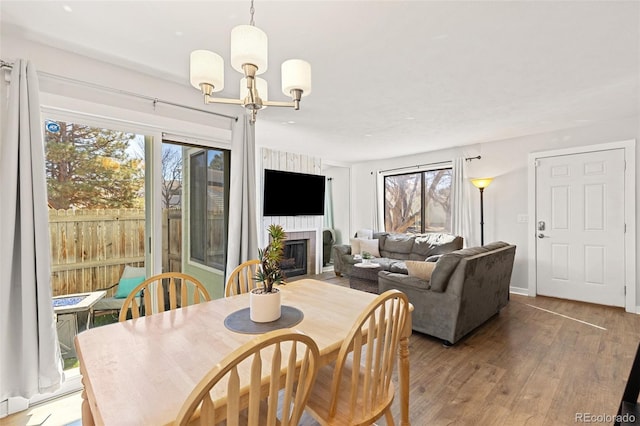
[470,178,493,247]
[478,187,485,246]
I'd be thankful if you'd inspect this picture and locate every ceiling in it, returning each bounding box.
[1,1,638,163]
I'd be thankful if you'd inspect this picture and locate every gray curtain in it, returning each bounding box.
[323,177,334,229]
[225,115,259,282]
[374,171,384,231]
[0,60,63,400]
[451,157,473,247]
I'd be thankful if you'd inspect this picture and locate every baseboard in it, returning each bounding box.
[510,287,530,297]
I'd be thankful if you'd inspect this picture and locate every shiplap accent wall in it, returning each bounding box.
[260,148,324,274]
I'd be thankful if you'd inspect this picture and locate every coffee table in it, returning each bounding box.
[350,262,382,294]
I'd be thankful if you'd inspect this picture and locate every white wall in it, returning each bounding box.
[1,33,237,133]
[351,116,639,305]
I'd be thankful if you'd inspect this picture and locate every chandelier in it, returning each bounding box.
[189,0,312,123]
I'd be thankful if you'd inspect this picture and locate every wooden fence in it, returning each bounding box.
[49,208,229,296]
[49,208,145,296]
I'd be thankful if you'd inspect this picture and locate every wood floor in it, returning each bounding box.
[3,271,640,426]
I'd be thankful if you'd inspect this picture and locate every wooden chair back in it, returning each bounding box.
[175,328,320,426]
[225,259,261,297]
[615,341,640,425]
[118,272,211,322]
[305,289,410,425]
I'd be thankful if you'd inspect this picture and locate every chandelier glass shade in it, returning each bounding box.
[189,2,311,122]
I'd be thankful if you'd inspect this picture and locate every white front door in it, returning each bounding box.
[535,149,625,307]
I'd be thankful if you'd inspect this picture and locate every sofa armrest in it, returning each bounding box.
[332,244,352,276]
[333,244,351,256]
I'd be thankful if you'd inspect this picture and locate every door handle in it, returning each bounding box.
[537,233,549,239]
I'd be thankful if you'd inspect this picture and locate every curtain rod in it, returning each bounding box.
[378,155,481,174]
[0,59,238,122]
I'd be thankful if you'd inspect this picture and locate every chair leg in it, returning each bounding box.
[384,408,395,426]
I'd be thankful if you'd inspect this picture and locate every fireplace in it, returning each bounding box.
[280,239,308,278]
[266,229,318,277]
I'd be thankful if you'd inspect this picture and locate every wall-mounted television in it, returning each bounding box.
[263,169,325,216]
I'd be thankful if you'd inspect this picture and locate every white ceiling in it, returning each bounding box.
[1,1,638,163]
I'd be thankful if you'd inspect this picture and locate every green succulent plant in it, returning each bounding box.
[254,224,287,293]
[362,251,374,259]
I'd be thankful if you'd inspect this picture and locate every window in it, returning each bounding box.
[383,168,452,233]
[189,148,230,269]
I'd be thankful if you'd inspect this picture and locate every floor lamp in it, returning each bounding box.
[471,178,493,246]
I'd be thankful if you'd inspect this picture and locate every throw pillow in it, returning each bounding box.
[355,229,373,239]
[360,238,381,258]
[405,261,436,281]
[350,238,362,255]
[114,276,145,299]
[350,237,372,255]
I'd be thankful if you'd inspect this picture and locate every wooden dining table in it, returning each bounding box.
[74,279,412,425]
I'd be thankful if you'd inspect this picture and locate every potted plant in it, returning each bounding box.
[362,251,373,264]
[250,224,287,322]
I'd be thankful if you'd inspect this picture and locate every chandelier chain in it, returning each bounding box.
[249,0,255,26]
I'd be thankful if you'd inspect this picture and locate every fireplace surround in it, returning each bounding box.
[281,230,318,277]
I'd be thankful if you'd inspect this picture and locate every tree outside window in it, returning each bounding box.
[384,168,452,233]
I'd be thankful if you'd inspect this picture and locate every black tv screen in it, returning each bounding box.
[263,169,325,216]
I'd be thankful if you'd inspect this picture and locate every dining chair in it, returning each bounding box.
[303,289,410,426]
[175,328,320,426]
[225,259,261,297]
[615,341,640,425]
[118,272,211,322]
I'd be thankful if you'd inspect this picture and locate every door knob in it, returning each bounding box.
[537,233,548,239]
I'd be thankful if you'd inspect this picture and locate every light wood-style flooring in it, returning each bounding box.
[3,271,640,426]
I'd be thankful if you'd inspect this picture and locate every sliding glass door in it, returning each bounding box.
[44,118,148,369]
[161,140,230,299]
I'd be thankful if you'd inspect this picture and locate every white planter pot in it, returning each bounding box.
[362,258,371,264]
[249,288,281,323]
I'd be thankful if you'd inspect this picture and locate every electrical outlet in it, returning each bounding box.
[517,214,528,223]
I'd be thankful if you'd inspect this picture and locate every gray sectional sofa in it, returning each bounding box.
[378,241,516,345]
[332,232,463,277]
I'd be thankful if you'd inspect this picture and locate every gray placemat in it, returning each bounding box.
[224,305,304,334]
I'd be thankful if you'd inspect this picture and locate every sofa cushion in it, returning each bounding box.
[114,276,145,299]
[454,246,489,257]
[356,229,373,239]
[360,238,381,257]
[389,261,408,274]
[482,241,510,251]
[429,244,501,292]
[429,253,463,292]
[379,234,415,259]
[405,261,436,281]
[373,258,396,271]
[409,234,463,261]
